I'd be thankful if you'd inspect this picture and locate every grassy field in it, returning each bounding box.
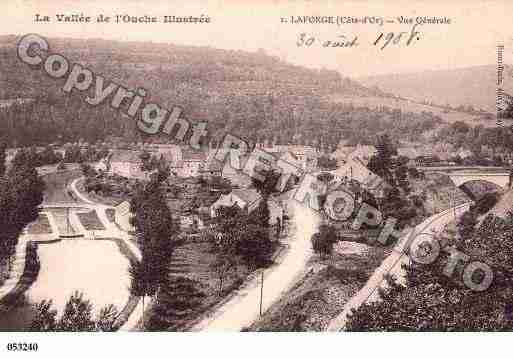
[329,95,496,127]
[247,243,388,331]
[147,240,252,330]
[76,210,106,231]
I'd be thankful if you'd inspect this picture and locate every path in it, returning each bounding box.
[68,178,143,330]
[0,177,143,331]
[0,211,61,301]
[191,200,320,331]
[327,202,471,331]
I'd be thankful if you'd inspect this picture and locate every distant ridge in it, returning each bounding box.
[358,65,513,113]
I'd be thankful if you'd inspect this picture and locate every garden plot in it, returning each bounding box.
[45,207,83,235]
[76,210,106,231]
[25,213,53,235]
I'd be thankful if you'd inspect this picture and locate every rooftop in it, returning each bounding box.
[110,150,142,164]
[231,188,262,206]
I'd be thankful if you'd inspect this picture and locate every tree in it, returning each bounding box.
[0,142,6,177]
[317,172,334,185]
[64,145,82,163]
[96,304,119,332]
[311,224,338,259]
[0,163,44,265]
[458,210,478,240]
[11,148,33,169]
[251,168,281,198]
[346,212,513,331]
[147,276,205,331]
[236,223,273,267]
[368,134,397,184]
[212,204,273,268]
[151,156,170,183]
[211,252,235,296]
[31,294,120,332]
[80,163,97,178]
[317,155,337,170]
[248,199,270,228]
[31,299,57,331]
[57,291,95,331]
[39,146,61,166]
[129,180,179,328]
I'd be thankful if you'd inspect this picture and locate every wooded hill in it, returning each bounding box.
[0,35,440,148]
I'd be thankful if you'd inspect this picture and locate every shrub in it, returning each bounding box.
[311,224,338,259]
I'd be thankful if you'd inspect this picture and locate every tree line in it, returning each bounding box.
[0,144,45,268]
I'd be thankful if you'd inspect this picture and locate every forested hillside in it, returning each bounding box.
[0,35,441,148]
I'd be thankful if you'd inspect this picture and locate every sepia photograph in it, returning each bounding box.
[0,0,513,356]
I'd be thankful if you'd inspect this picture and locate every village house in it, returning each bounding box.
[210,188,283,225]
[278,151,303,171]
[114,201,134,232]
[94,157,109,172]
[220,153,253,188]
[108,150,146,179]
[327,157,384,194]
[172,150,206,178]
[397,147,419,160]
[179,214,204,231]
[397,147,419,166]
[330,146,356,166]
[457,148,474,160]
[330,143,377,166]
[265,145,318,172]
[210,188,261,217]
[346,144,377,166]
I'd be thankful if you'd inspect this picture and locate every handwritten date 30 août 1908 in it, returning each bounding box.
[296,24,421,50]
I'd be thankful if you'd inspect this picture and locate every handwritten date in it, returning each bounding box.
[296,25,421,50]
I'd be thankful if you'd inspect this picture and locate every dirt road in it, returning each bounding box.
[192,200,321,331]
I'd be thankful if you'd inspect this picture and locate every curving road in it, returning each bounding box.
[68,178,146,331]
[191,199,321,331]
[327,202,471,331]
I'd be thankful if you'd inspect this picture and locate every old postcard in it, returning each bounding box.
[0,0,512,355]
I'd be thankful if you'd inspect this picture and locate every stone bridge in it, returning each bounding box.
[419,166,511,189]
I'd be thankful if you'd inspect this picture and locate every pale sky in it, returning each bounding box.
[2,0,513,77]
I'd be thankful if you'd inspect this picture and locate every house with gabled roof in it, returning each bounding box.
[210,188,283,225]
[109,150,146,179]
[347,144,377,165]
[330,146,356,165]
[175,150,206,178]
[328,158,384,193]
[397,147,419,160]
[115,201,135,232]
[210,188,261,216]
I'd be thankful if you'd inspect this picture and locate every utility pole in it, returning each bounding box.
[452,190,457,220]
[67,207,71,234]
[259,269,264,317]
